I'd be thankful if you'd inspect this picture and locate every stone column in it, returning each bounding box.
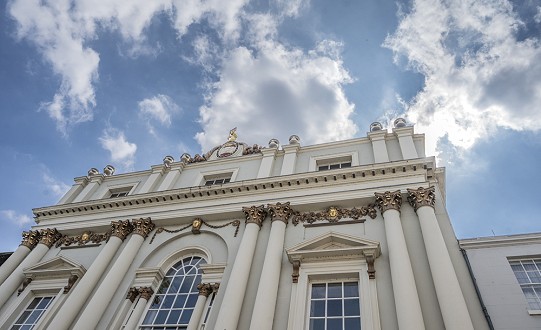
[250,202,292,330]
[47,220,133,330]
[375,191,425,330]
[73,218,155,330]
[123,287,154,330]
[0,229,61,309]
[0,230,40,285]
[187,283,216,330]
[214,205,267,330]
[407,187,474,330]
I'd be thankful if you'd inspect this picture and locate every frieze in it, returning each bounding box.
[374,190,402,213]
[20,230,41,249]
[292,205,377,226]
[110,220,133,241]
[243,205,268,228]
[267,202,294,224]
[39,228,62,248]
[55,231,110,248]
[407,186,436,211]
[149,218,241,244]
[132,218,155,238]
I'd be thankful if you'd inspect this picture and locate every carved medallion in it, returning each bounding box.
[192,218,203,234]
[327,206,339,220]
[217,141,239,158]
[242,205,267,228]
[39,228,62,248]
[20,230,41,249]
[267,202,294,224]
[374,190,402,213]
[132,218,155,238]
[407,186,436,211]
[110,220,133,241]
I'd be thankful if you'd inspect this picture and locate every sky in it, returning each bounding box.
[1,0,541,252]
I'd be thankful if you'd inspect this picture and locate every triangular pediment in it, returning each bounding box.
[24,256,86,279]
[286,231,380,262]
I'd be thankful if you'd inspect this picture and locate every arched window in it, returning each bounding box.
[140,256,206,329]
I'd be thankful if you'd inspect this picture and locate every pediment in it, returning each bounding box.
[23,256,86,279]
[286,231,380,262]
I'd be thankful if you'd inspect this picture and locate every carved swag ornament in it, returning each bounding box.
[291,205,377,226]
[55,231,110,248]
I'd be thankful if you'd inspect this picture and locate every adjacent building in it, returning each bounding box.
[0,121,490,329]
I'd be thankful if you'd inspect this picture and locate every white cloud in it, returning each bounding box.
[138,94,179,127]
[99,128,137,170]
[42,173,70,199]
[195,26,357,151]
[1,210,32,227]
[384,0,541,159]
[8,0,250,133]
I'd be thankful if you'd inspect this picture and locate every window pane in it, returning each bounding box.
[309,318,325,330]
[344,317,361,329]
[311,284,326,299]
[173,294,188,308]
[327,318,343,330]
[328,283,342,298]
[327,300,343,316]
[167,310,181,324]
[344,299,360,316]
[310,300,325,317]
[344,282,359,297]
[523,262,536,271]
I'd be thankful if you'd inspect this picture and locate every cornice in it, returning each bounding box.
[33,157,437,222]
[459,232,541,249]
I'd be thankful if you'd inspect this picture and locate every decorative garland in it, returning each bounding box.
[149,219,241,244]
[292,205,377,226]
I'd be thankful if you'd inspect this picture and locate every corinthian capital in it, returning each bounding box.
[197,283,213,297]
[374,190,402,213]
[139,287,154,300]
[407,187,436,211]
[20,230,41,249]
[242,205,267,228]
[110,220,133,241]
[267,202,294,224]
[39,228,62,248]
[132,218,155,238]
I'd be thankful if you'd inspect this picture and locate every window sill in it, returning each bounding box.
[528,310,541,315]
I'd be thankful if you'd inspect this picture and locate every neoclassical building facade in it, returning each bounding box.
[0,121,490,329]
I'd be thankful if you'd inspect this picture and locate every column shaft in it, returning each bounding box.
[382,209,426,330]
[416,206,474,330]
[0,245,31,285]
[73,234,145,329]
[0,244,50,308]
[187,294,208,330]
[214,223,260,329]
[250,221,286,330]
[47,236,124,329]
[123,295,151,329]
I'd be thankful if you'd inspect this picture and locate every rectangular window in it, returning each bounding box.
[308,281,361,330]
[109,187,132,198]
[12,296,55,329]
[203,174,232,186]
[510,258,541,310]
[316,156,352,172]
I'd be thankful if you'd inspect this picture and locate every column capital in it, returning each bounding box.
[110,220,134,241]
[374,190,402,213]
[132,218,155,238]
[242,205,267,228]
[20,230,41,249]
[267,202,293,224]
[139,287,154,300]
[197,283,213,297]
[407,186,436,211]
[126,287,140,302]
[38,228,62,248]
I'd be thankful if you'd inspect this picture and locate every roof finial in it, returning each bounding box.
[228,127,238,142]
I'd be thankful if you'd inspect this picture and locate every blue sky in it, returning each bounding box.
[1,0,541,251]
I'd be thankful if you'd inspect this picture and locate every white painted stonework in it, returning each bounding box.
[0,122,491,330]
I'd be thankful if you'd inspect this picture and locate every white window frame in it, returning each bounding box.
[194,168,239,187]
[287,260,380,330]
[309,152,359,172]
[105,184,137,199]
[509,257,541,313]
